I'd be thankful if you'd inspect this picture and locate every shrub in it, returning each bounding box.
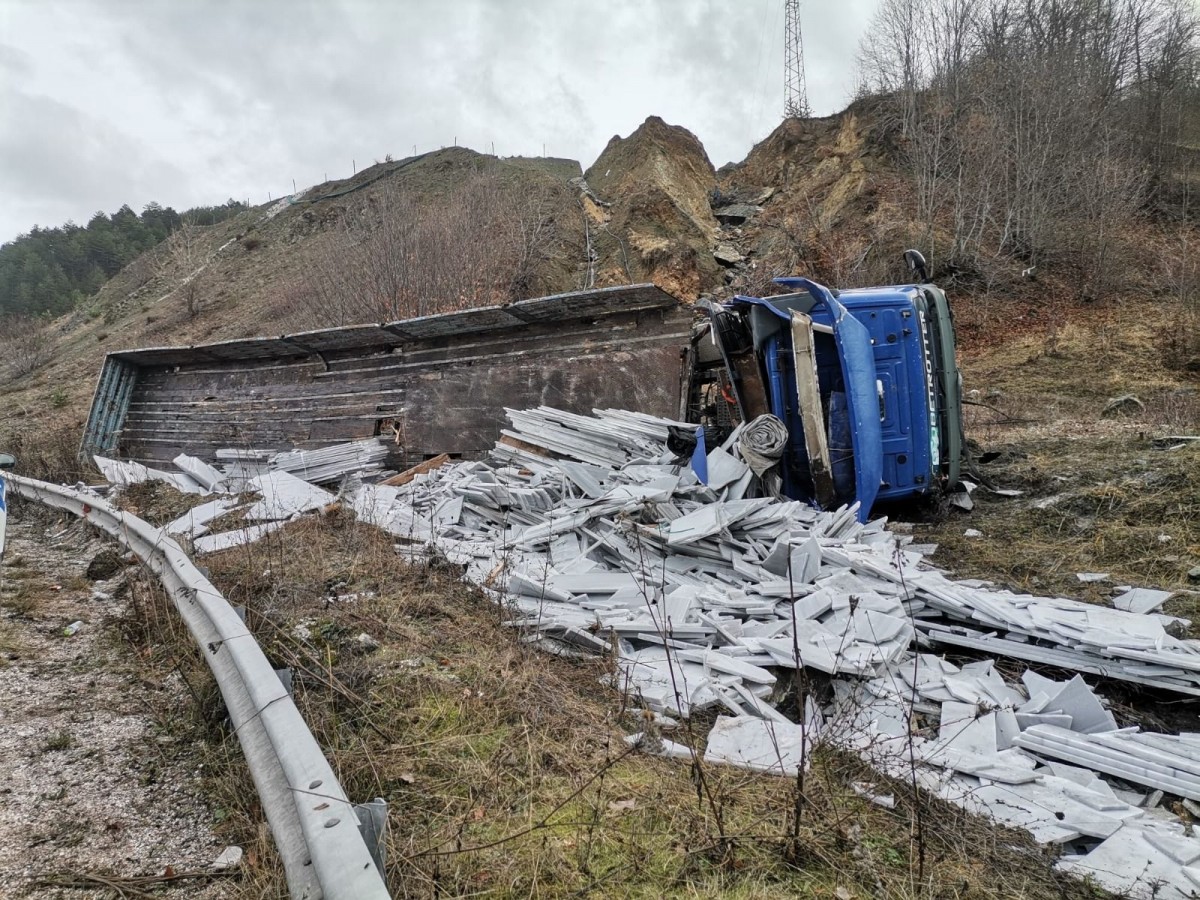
[1,316,54,379]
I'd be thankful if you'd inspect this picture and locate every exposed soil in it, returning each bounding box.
[0,508,230,899]
[584,115,723,298]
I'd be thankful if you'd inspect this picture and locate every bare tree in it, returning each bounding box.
[163,224,203,317]
[2,316,54,378]
[857,0,1199,294]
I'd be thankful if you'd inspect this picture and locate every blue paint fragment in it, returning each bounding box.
[690,426,709,485]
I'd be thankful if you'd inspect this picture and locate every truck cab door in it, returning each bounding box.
[773,278,884,519]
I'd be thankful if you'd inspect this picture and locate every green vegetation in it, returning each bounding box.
[0,198,248,319]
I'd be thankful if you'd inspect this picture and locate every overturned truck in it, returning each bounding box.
[82,266,964,516]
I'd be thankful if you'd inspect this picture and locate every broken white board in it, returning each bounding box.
[702,715,812,776]
[1112,588,1174,615]
[245,471,334,521]
[172,454,227,492]
[94,455,207,495]
[193,522,283,554]
[165,497,242,538]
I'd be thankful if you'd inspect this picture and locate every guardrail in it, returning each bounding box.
[3,473,391,900]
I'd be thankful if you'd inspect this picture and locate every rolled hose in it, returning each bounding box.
[738,414,789,477]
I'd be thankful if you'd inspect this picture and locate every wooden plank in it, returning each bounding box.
[790,311,836,508]
[498,434,553,458]
[380,453,451,487]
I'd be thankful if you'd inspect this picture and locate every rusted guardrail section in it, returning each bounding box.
[3,473,390,900]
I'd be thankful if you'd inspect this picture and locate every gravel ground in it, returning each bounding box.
[0,509,234,899]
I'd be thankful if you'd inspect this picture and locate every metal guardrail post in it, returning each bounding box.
[354,798,388,877]
[2,473,391,900]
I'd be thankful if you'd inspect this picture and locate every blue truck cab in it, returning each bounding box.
[689,257,963,519]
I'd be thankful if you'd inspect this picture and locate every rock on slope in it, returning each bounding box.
[716,101,911,293]
[583,116,723,299]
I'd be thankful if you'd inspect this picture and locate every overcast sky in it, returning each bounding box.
[0,0,878,244]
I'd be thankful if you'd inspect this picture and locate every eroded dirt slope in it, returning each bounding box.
[583,115,723,299]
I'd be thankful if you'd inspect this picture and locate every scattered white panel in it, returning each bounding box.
[1042,675,1118,734]
[94,455,207,494]
[1059,826,1200,899]
[172,454,227,492]
[937,703,998,756]
[704,447,749,490]
[194,522,283,554]
[666,500,770,546]
[703,716,812,775]
[245,471,335,521]
[165,497,242,538]
[1113,588,1175,615]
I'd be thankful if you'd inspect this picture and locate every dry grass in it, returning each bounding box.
[919,434,1199,604]
[0,570,52,618]
[917,309,1200,624]
[0,418,89,484]
[116,481,213,527]
[113,568,290,897]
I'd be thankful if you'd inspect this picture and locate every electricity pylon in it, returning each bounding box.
[784,0,810,118]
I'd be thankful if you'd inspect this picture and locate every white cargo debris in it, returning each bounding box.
[94,455,207,495]
[703,715,812,775]
[95,439,388,502]
[165,497,242,538]
[266,439,389,484]
[1058,825,1200,899]
[244,471,335,521]
[215,448,273,491]
[339,406,1200,896]
[172,453,228,492]
[194,522,284,554]
[851,782,896,808]
[348,407,1200,709]
[113,404,1200,896]
[1014,726,1200,800]
[914,571,1200,696]
[1112,587,1174,615]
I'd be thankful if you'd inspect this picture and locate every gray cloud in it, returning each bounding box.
[0,84,189,228]
[0,0,878,242]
